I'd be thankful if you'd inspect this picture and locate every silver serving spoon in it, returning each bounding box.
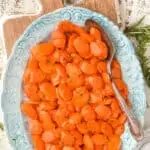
[85,19,144,141]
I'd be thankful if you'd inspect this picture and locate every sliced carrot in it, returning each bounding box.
[42,130,57,143]
[112,59,121,69]
[24,83,39,102]
[112,67,122,79]
[115,125,125,135]
[94,145,104,150]
[90,91,103,104]
[39,82,57,101]
[72,87,89,108]
[97,61,107,73]
[90,27,102,40]
[32,135,45,150]
[87,120,101,133]
[87,75,104,90]
[27,56,39,70]
[100,121,113,137]
[67,33,78,53]
[80,60,97,75]
[81,105,96,121]
[70,130,83,146]
[61,132,75,146]
[95,104,112,120]
[90,41,108,59]
[58,83,73,101]
[107,135,121,150]
[69,113,82,125]
[77,122,88,134]
[31,43,54,59]
[71,53,83,64]
[62,146,75,150]
[74,37,91,58]
[60,51,72,65]
[29,120,43,135]
[21,102,38,119]
[92,134,108,145]
[66,63,82,77]
[83,134,94,149]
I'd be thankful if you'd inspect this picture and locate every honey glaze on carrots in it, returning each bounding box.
[21,21,131,150]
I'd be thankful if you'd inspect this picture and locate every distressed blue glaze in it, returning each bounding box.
[1,6,146,150]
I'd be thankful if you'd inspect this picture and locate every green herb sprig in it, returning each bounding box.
[125,17,150,87]
[0,122,4,131]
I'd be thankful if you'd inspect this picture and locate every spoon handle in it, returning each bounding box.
[112,82,144,141]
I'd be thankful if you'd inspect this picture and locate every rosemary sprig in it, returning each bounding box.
[0,122,4,131]
[125,17,150,87]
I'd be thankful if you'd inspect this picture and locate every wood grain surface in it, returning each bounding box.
[3,0,117,56]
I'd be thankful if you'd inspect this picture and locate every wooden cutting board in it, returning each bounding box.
[3,0,117,56]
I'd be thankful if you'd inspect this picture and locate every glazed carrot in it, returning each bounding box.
[81,105,96,121]
[95,104,112,120]
[42,130,57,143]
[24,83,39,102]
[87,120,101,133]
[51,30,66,49]
[66,63,82,77]
[32,135,45,150]
[92,134,108,145]
[22,21,131,150]
[77,122,88,134]
[80,60,97,75]
[112,67,122,79]
[31,43,54,61]
[90,41,108,59]
[27,56,39,70]
[67,75,85,89]
[70,130,83,146]
[58,83,73,101]
[107,135,121,150]
[83,134,94,149]
[74,37,91,59]
[29,120,43,135]
[61,132,75,146]
[69,113,82,125]
[21,102,38,119]
[112,59,121,69]
[97,61,107,73]
[39,82,57,101]
[72,87,89,108]
[86,75,104,90]
[90,27,102,41]
[115,125,125,135]
[94,145,104,150]
[100,121,113,137]
[67,33,78,53]
[90,91,103,104]
[38,111,55,131]
[71,53,83,64]
[39,57,54,74]
[59,51,72,65]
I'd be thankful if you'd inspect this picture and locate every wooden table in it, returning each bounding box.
[3,0,117,56]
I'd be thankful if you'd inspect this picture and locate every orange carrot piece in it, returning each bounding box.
[32,135,45,150]
[81,105,96,121]
[21,102,38,119]
[29,120,43,135]
[83,134,94,149]
[92,134,108,145]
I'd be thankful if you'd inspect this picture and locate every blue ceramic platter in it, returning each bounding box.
[1,6,146,150]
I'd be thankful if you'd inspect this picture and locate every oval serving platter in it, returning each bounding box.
[1,6,146,150]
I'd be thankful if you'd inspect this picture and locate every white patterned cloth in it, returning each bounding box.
[0,0,41,17]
